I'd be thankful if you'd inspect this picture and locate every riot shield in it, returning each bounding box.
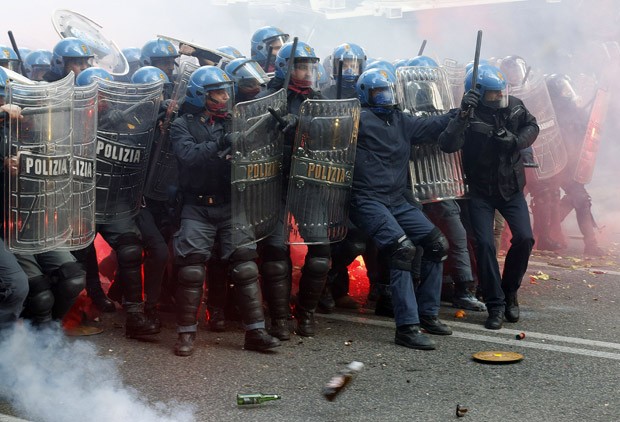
[157,34,235,68]
[5,74,74,253]
[510,71,567,180]
[95,79,163,223]
[52,9,129,76]
[231,89,286,248]
[143,61,198,201]
[63,82,98,249]
[396,66,468,203]
[442,58,466,104]
[285,98,360,245]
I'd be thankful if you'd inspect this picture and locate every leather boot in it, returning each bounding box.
[295,256,329,337]
[206,306,226,332]
[453,281,487,312]
[294,307,316,337]
[485,309,504,330]
[419,315,453,335]
[126,312,160,338]
[261,260,292,341]
[145,306,162,331]
[317,284,336,314]
[395,324,436,350]
[505,294,520,323]
[174,332,196,357]
[244,328,281,351]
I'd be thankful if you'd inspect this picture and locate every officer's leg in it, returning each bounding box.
[570,184,603,255]
[172,215,213,356]
[260,244,292,340]
[72,242,115,312]
[499,193,535,323]
[16,254,54,326]
[294,244,331,337]
[136,207,169,327]
[229,248,280,351]
[36,251,87,321]
[205,241,230,332]
[468,196,505,329]
[0,245,29,329]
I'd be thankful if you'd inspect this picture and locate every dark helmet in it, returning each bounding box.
[465,64,508,109]
[356,68,398,108]
[546,73,578,102]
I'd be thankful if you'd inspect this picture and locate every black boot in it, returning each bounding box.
[505,294,520,323]
[317,284,336,314]
[395,324,436,350]
[126,312,160,338]
[206,306,226,332]
[261,260,292,341]
[89,287,116,312]
[244,328,281,351]
[485,309,504,330]
[174,332,196,357]
[294,255,330,337]
[145,306,162,331]
[419,315,453,335]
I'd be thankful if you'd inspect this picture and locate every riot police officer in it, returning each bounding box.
[43,37,93,82]
[439,64,538,330]
[250,26,289,72]
[140,38,179,82]
[350,68,453,350]
[23,50,52,82]
[170,65,280,356]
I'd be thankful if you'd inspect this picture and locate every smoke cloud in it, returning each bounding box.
[0,323,195,422]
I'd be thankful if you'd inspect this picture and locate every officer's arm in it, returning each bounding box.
[405,110,456,145]
[170,118,220,166]
[438,110,468,153]
[515,107,539,150]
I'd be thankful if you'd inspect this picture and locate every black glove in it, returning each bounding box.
[106,109,127,128]
[218,132,241,150]
[460,89,481,111]
[279,113,299,134]
[494,128,518,151]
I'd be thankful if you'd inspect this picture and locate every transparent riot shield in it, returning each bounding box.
[231,89,286,248]
[396,66,468,203]
[95,79,163,223]
[285,98,360,245]
[510,71,567,180]
[5,74,74,253]
[62,82,98,249]
[143,61,198,201]
[442,58,466,106]
[52,9,129,76]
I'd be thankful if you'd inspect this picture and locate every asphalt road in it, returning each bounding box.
[2,236,619,422]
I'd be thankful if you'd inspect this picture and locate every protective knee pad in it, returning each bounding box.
[420,227,449,263]
[25,275,54,323]
[231,261,259,286]
[303,256,331,278]
[388,235,417,271]
[116,235,143,269]
[261,260,289,282]
[178,264,206,289]
[51,262,86,320]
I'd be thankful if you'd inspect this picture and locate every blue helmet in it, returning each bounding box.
[364,59,396,77]
[250,26,289,66]
[18,48,32,59]
[75,67,114,86]
[274,40,319,80]
[131,66,170,84]
[392,59,409,69]
[464,64,508,109]
[407,55,439,68]
[224,58,268,98]
[24,50,52,80]
[465,58,489,75]
[0,45,21,72]
[140,38,179,66]
[51,37,93,76]
[356,68,398,107]
[316,61,331,90]
[0,67,9,97]
[217,46,245,59]
[122,47,142,64]
[332,42,366,83]
[185,66,234,111]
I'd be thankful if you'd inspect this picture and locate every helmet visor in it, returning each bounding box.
[482,87,509,109]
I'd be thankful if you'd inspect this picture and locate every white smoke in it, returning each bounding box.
[0,323,195,422]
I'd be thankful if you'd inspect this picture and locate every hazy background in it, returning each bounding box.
[3,0,620,242]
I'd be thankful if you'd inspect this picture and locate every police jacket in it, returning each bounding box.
[170,106,231,203]
[352,107,454,207]
[439,96,539,200]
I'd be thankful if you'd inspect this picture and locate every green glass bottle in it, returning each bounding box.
[236,393,281,405]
